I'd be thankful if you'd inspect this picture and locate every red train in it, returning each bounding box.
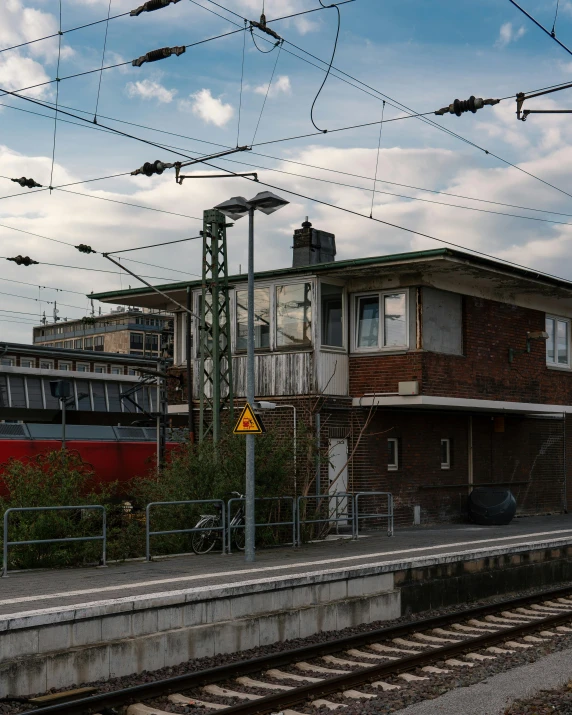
[0,423,178,486]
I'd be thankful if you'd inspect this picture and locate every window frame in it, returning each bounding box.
[20,358,35,369]
[76,363,90,373]
[58,362,72,371]
[234,286,272,353]
[94,364,108,374]
[441,438,451,470]
[275,281,314,351]
[352,290,409,353]
[387,437,399,471]
[546,315,571,368]
[0,357,15,367]
[39,359,54,370]
[319,279,346,351]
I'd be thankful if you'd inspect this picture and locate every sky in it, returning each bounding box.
[2,0,572,342]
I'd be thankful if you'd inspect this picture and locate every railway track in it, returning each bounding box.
[19,584,572,715]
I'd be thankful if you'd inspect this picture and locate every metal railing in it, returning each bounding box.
[2,505,106,577]
[226,496,296,554]
[145,499,226,560]
[354,491,394,537]
[296,493,354,547]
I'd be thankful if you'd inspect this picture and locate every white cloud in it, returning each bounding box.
[496,22,526,48]
[0,1,73,63]
[126,79,177,104]
[0,53,51,98]
[253,75,292,97]
[179,88,234,127]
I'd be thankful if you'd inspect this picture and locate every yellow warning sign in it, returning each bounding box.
[233,402,266,435]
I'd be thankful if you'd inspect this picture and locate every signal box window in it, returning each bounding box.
[236,288,270,351]
[276,283,312,348]
[546,316,570,367]
[321,283,344,348]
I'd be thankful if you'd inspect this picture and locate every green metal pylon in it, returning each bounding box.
[199,209,234,442]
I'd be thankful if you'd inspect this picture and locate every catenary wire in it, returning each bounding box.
[370,100,385,218]
[0,276,88,295]
[108,235,203,255]
[93,0,113,123]
[0,256,180,281]
[14,98,572,220]
[0,289,85,310]
[0,8,131,56]
[236,20,247,146]
[5,94,572,239]
[251,41,283,144]
[508,0,572,57]
[4,94,572,231]
[49,0,63,192]
[310,0,341,132]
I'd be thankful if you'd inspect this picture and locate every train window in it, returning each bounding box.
[92,382,107,411]
[27,378,43,409]
[107,383,122,412]
[8,377,26,408]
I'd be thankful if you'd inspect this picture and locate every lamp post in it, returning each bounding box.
[214,192,289,563]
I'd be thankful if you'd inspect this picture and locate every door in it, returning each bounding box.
[329,438,349,527]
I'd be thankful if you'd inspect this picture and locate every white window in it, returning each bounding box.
[236,287,271,351]
[76,363,90,373]
[388,438,399,471]
[128,367,141,376]
[354,291,408,351]
[94,364,107,374]
[21,359,35,368]
[546,316,570,367]
[111,366,123,375]
[441,439,451,470]
[0,357,14,366]
[39,360,54,369]
[58,362,72,371]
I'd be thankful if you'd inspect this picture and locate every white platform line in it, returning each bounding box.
[1,528,572,615]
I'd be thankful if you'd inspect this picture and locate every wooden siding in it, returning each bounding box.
[192,352,315,398]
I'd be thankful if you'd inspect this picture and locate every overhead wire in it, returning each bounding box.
[49,0,63,192]
[0,276,88,296]
[251,41,283,144]
[0,289,85,311]
[236,19,247,146]
[0,8,131,56]
[93,0,113,124]
[310,0,341,132]
[8,97,569,220]
[370,100,385,218]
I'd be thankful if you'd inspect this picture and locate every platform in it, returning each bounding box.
[3,514,572,697]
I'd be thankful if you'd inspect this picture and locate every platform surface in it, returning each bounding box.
[2,514,572,619]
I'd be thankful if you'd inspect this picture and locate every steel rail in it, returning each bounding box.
[19,582,572,715]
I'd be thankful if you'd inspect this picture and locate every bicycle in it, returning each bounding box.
[191,491,246,555]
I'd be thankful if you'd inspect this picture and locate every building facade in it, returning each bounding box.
[33,308,173,359]
[92,223,572,526]
[0,343,162,425]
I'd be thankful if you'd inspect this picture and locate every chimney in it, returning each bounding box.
[292,218,336,268]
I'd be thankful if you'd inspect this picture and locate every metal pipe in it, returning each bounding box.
[186,287,194,440]
[245,207,256,563]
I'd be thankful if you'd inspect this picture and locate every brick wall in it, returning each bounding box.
[350,295,572,406]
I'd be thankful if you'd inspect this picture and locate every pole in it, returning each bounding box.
[245,206,256,563]
[186,286,195,441]
[61,397,66,451]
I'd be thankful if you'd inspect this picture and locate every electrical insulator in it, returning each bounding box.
[11,176,42,189]
[76,244,96,254]
[435,96,500,116]
[132,45,185,67]
[250,13,282,41]
[131,159,173,177]
[7,255,39,266]
[131,0,180,15]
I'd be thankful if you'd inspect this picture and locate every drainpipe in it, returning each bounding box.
[468,415,473,497]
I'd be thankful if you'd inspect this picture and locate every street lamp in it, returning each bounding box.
[214,191,289,563]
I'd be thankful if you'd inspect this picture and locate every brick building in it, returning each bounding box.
[33,308,173,359]
[92,221,572,525]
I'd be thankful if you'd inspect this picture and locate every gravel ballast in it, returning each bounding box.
[3,583,572,714]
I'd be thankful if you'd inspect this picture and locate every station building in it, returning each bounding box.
[92,220,572,526]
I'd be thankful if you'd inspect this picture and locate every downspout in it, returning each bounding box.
[468,415,473,497]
